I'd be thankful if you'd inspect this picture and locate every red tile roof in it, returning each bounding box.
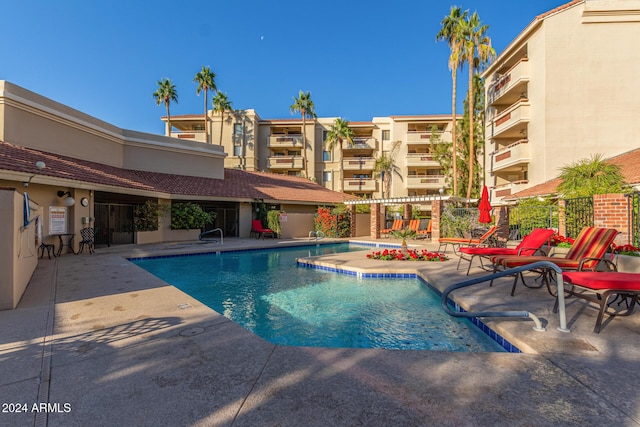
[509,147,640,199]
[0,141,355,204]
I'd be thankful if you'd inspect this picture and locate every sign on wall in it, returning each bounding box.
[49,206,67,234]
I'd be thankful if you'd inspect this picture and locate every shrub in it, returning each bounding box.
[134,200,162,231]
[266,210,282,236]
[171,202,215,230]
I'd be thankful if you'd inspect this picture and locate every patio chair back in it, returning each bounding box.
[515,228,555,256]
[565,227,618,267]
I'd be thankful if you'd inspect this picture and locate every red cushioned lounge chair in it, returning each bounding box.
[492,227,619,296]
[559,270,640,333]
[457,228,555,275]
[438,225,498,254]
[251,219,275,239]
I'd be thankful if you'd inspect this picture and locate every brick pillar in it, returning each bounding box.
[349,204,357,238]
[371,203,381,239]
[432,199,442,240]
[558,199,566,237]
[494,206,510,241]
[593,193,630,245]
[403,204,412,227]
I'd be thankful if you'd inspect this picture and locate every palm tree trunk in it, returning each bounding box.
[166,102,172,137]
[451,69,458,197]
[466,66,475,199]
[339,140,344,192]
[204,88,208,144]
[302,113,308,178]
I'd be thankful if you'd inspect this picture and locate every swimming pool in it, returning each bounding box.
[131,244,506,352]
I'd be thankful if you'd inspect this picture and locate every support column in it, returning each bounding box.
[349,204,357,238]
[371,203,381,239]
[593,193,630,245]
[432,199,442,240]
[403,204,412,227]
[558,199,566,237]
[494,206,510,241]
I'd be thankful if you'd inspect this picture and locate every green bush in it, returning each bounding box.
[134,200,161,231]
[266,210,282,236]
[170,202,215,230]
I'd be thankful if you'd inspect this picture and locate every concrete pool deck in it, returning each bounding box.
[2,237,640,426]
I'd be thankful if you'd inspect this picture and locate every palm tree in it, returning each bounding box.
[193,66,217,143]
[153,78,178,137]
[557,154,629,198]
[374,140,401,198]
[324,118,354,192]
[437,6,467,198]
[461,12,495,199]
[212,92,233,146]
[290,91,317,179]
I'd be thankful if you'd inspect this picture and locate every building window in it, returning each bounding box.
[323,171,332,182]
[382,130,390,140]
[233,145,242,156]
[323,151,332,161]
[234,123,243,135]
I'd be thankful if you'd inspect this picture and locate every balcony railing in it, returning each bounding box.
[491,101,530,139]
[406,131,443,144]
[268,135,303,148]
[406,175,446,189]
[345,137,377,150]
[406,153,439,167]
[491,180,530,200]
[267,156,304,170]
[342,157,375,170]
[343,178,376,192]
[173,130,206,143]
[491,139,530,172]
[487,58,529,106]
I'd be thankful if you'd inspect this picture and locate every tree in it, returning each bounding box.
[374,140,402,198]
[193,66,217,143]
[212,92,233,146]
[461,11,495,199]
[153,78,178,137]
[456,74,486,199]
[437,6,467,198]
[324,118,354,192]
[290,91,317,179]
[557,154,629,198]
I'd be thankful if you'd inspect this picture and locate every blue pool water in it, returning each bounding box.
[131,244,506,352]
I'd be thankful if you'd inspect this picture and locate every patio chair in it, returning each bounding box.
[438,225,498,254]
[250,220,275,239]
[557,265,640,333]
[457,228,555,275]
[416,220,432,240]
[492,226,619,296]
[381,219,403,238]
[77,227,95,254]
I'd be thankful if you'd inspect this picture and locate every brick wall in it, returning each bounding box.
[370,203,381,239]
[593,193,630,245]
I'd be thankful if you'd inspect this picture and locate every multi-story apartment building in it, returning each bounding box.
[169,113,455,206]
[483,0,640,203]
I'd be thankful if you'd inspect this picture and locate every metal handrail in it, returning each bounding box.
[308,230,325,241]
[199,228,223,244]
[441,261,569,333]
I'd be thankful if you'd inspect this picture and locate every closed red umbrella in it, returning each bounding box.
[478,185,492,224]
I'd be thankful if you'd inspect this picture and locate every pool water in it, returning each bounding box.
[131,244,505,352]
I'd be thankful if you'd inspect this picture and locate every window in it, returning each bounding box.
[323,171,332,182]
[233,145,242,156]
[323,151,332,161]
[382,130,390,140]
[234,123,243,135]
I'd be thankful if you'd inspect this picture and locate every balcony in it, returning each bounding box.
[267,156,304,170]
[491,180,530,200]
[406,131,443,145]
[490,101,530,139]
[487,58,529,106]
[343,178,376,192]
[406,153,440,167]
[342,157,375,171]
[406,175,446,189]
[268,135,303,148]
[491,139,530,172]
[346,137,377,151]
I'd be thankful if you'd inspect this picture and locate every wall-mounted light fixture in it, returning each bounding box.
[57,190,76,207]
[22,161,46,187]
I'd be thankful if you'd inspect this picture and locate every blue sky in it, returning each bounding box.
[1,0,565,135]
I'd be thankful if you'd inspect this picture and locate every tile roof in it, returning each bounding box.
[0,141,355,204]
[509,147,640,199]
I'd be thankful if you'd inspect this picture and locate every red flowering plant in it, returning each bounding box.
[612,243,640,257]
[550,233,575,248]
[366,248,449,262]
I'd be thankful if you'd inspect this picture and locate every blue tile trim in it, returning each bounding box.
[297,260,417,279]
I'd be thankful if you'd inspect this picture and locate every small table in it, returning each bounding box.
[51,233,76,256]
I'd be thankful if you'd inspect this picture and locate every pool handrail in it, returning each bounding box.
[308,230,325,241]
[199,228,223,244]
[441,261,569,333]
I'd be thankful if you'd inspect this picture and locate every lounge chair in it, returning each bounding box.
[250,219,275,239]
[558,268,640,333]
[416,220,432,240]
[438,225,498,254]
[381,219,403,238]
[457,228,555,275]
[492,226,619,296]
